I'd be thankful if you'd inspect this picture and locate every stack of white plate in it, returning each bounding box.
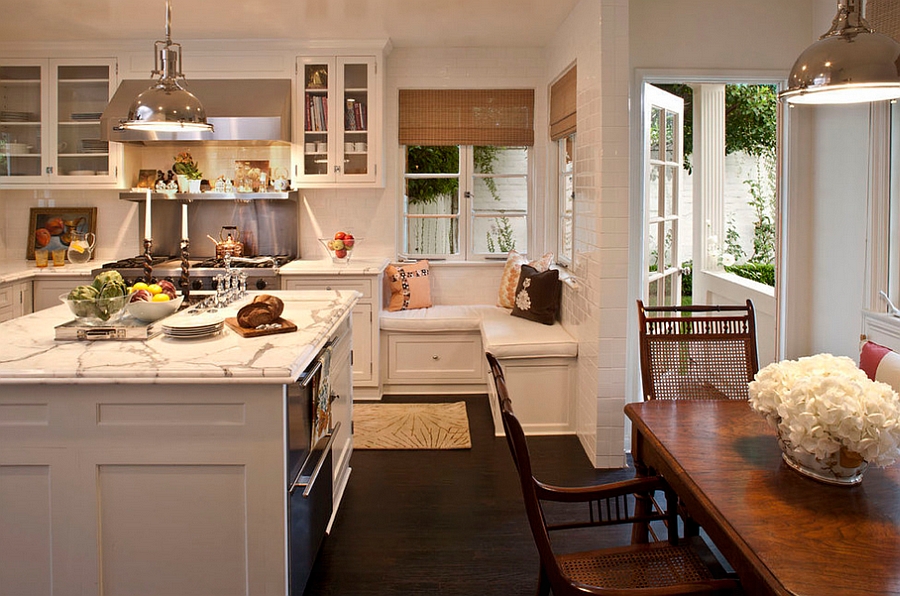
[161,310,225,339]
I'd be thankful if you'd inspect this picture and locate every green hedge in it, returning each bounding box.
[725,262,775,287]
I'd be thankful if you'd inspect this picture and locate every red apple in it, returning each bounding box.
[343,234,355,249]
[334,231,347,240]
[130,289,151,302]
[335,248,348,259]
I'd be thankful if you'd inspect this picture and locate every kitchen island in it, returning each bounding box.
[0,290,358,596]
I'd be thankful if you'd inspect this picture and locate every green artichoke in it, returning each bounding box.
[92,271,125,293]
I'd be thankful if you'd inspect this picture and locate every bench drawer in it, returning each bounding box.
[385,332,484,382]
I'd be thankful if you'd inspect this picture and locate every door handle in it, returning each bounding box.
[291,422,340,497]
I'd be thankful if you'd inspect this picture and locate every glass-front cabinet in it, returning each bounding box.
[296,56,378,186]
[0,58,116,185]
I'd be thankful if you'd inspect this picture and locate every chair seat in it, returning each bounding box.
[557,537,727,590]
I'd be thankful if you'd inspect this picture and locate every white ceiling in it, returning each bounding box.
[0,0,580,48]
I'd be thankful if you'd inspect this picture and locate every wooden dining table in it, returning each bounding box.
[625,399,900,596]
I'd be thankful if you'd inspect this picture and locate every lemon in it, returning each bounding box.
[151,293,171,302]
[147,283,163,295]
[132,282,149,292]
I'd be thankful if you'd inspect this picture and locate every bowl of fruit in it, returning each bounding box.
[126,280,184,322]
[319,232,359,264]
[61,271,129,325]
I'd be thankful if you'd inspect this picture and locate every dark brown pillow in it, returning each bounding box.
[510,265,560,325]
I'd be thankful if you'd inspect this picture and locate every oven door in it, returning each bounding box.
[286,348,338,595]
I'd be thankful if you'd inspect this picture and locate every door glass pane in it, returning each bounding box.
[648,165,662,219]
[343,62,368,175]
[648,279,660,307]
[664,220,675,269]
[0,65,41,177]
[665,110,676,162]
[303,63,328,176]
[650,106,661,161]
[473,215,527,254]
[664,165,676,217]
[57,64,110,177]
[648,222,659,273]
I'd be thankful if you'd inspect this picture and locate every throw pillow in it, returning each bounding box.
[510,264,560,325]
[497,250,553,308]
[860,340,900,393]
[386,260,433,311]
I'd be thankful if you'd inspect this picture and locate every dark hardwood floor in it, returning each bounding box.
[304,394,636,596]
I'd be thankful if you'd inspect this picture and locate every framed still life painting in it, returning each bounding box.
[27,207,97,260]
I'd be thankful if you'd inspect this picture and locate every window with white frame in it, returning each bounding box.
[557,134,575,266]
[402,145,530,260]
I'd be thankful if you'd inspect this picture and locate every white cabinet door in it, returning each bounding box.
[295,55,379,187]
[0,58,118,187]
[0,280,32,322]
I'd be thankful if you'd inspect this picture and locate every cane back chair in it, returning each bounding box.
[637,300,759,401]
[486,352,741,596]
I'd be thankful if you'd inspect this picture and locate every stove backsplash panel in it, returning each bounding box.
[139,199,298,259]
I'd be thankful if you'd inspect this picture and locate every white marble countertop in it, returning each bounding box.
[0,259,96,284]
[0,290,358,385]
[279,257,390,275]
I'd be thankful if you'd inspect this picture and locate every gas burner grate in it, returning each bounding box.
[101,255,174,269]
[192,255,294,269]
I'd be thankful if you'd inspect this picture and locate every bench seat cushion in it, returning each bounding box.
[480,309,578,359]
[380,304,499,332]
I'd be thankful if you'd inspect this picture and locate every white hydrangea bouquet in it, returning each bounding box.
[749,353,900,474]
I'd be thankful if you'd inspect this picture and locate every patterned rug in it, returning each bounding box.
[353,402,472,450]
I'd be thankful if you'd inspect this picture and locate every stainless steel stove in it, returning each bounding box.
[93,254,294,292]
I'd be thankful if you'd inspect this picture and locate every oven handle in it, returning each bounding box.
[299,340,335,388]
[290,422,340,497]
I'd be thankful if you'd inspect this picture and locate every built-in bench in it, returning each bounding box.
[379,263,578,436]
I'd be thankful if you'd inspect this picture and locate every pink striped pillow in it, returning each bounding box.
[859,340,900,392]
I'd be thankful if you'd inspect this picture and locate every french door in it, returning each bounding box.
[643,84,684,306]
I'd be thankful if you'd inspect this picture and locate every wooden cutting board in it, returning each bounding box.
[225,317,297,337]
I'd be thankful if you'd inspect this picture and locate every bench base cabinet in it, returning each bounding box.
[381,330,486,395]
[486,356,576,436]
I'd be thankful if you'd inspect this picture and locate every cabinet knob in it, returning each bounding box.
[432,354,440,360]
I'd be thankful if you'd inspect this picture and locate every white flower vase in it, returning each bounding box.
[776,427,868,486]
[176,174,189,193]
[188,179,201,193]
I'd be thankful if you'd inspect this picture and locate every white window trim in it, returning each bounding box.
[556,134,575,268]
[399,145,533,262]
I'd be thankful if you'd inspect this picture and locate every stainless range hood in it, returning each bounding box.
[101,79,292,144]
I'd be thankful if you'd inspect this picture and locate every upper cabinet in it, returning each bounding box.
[0,58,118,187]
[295,54,382,187]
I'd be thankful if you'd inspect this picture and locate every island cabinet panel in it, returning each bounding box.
[0,462,53,596]
[97,464,248,595]
[0,383,289,596]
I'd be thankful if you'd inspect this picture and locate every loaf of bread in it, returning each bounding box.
[237,294,284,328]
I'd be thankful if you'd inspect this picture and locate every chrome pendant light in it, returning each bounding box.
[119,1,213,131]
[780,0,900,105]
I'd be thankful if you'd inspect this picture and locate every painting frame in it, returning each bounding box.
[27,207,98,260]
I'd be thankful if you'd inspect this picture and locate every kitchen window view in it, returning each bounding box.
[402,144,530,260]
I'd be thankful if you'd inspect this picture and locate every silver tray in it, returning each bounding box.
[55,317,161,341]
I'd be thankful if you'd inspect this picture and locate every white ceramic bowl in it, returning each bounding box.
[126,294,184,322]
[60,293,128,325]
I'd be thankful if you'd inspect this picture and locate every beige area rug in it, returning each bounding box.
[353,402,472,450]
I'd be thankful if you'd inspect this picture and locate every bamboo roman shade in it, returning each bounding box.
[399,89,534,146]
[867,0,900,43]
[549,65,576,141]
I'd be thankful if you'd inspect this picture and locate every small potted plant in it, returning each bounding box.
[173,152,203,193]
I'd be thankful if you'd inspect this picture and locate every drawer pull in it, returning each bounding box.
[432,354,440,360]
